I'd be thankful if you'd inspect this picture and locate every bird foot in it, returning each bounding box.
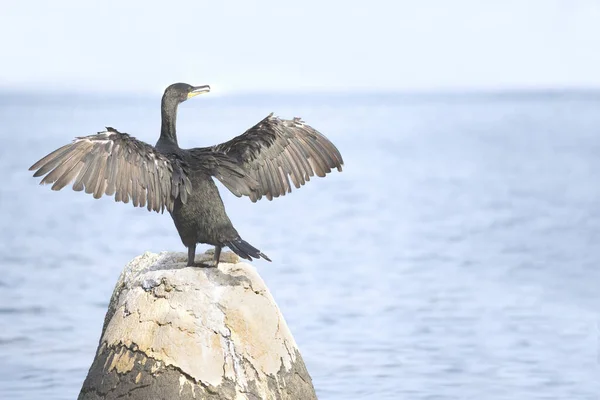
[186,249,239,268]
[189,261,217,268]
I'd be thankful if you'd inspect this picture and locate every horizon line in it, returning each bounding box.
[2,86,600,102]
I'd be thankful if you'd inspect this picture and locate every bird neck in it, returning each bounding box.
[160,96,179,145]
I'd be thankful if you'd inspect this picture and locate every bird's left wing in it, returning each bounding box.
[29,128,191,213]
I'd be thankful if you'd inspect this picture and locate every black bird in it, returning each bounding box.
[29,83,343,267]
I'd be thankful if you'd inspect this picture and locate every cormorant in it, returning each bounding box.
[29,83,343,267]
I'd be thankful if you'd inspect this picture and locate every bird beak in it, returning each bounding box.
[188,85,211,99]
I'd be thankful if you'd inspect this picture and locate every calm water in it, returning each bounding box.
[0,92,599,399]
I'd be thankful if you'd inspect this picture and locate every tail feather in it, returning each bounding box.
[224,238,271,262]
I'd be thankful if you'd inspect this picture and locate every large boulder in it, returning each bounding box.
[78,251,317,400]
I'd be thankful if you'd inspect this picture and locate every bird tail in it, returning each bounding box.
[224,238,272,262]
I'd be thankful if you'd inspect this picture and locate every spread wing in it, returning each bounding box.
[29,127,191,213]
[192,113,343,202]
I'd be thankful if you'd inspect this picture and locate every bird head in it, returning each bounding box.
[163,82,211,104]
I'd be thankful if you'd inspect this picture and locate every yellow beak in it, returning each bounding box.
[187,85,211,99]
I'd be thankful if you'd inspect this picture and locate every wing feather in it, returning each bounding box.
[30,128,190,213]
[189,114,343,202]
[31,144,75,177]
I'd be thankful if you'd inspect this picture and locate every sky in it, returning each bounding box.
[1,0,600,94]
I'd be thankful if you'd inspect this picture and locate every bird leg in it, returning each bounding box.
[187,244,219,268]
[213,245,222,267]
[187,244,196,267]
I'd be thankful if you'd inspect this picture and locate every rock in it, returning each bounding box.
[78,251,317,400]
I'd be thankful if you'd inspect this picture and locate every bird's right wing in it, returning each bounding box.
[29,127,191,213]
[191,113,343,202]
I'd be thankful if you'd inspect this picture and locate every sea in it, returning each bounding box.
[0,91,599,399]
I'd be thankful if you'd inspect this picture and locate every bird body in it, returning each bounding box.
[170,169,234,249]
[30,83,343,266]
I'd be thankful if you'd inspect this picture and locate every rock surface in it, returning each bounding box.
[78,251,317,400]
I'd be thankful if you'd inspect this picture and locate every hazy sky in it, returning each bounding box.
[2,0,599,94]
